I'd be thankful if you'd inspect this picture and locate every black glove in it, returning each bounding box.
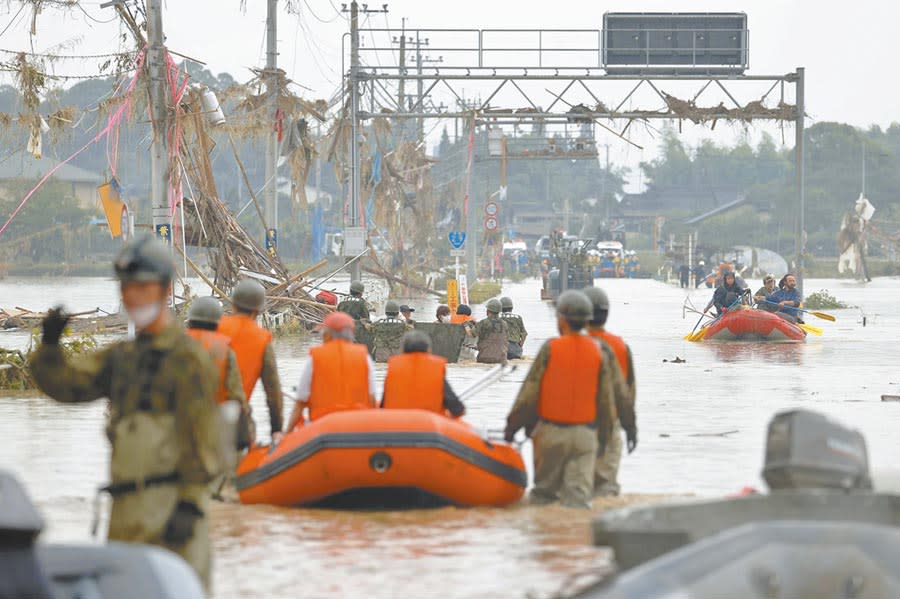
[626,427,638,454]
[41,306,71,345]
[163,501,204,546]
[503,425,516,443]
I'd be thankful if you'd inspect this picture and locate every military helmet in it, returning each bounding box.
[114,234,175,284]
[385,300,400,315]
[350,281,365,295]
[188,296,223,324]
[556,290,592,321]
[486,298,502,314]
[232,279,266,312]
[582,286,610,312]
[500,296,514,310]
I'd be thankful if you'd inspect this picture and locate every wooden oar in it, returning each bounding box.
[761,300,836,322]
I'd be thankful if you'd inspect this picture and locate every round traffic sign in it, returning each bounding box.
[484,216,499,231]
[484,202,499,217]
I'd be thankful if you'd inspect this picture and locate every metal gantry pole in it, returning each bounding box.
[794,67,805,294]
[348,1,362,282]
[265,0,278,254]
[146,0,169,242]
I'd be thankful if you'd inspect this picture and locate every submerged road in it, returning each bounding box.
[1,275,898,598]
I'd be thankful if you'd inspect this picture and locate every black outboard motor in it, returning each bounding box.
[763,409,872,492]
[0,471,54,599]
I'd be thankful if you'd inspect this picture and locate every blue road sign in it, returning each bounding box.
[448,231,466,250]
[155,223,171,243]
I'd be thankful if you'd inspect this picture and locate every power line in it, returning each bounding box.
[301,0,342,23]
[0,2,27,39]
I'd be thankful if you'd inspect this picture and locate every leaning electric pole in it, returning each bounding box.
[265,0,279,256]
[146,0,169,242]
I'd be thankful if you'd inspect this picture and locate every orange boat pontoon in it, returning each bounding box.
[235,409,527,509]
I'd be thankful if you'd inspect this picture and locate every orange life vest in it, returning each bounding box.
[218,314,272,401]
[186,327,231,404]
[450,314,474,325]
[308,339,371,420]
[538,334,602,425]
[589,329,630,380]
[382,352,446,414]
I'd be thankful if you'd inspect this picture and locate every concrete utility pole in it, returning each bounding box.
[346,1,364,282]
[601,143,610,223]
[794,67,805,294]
[396,19,406,144]
[146,0,169,242]
[265,0,279,255]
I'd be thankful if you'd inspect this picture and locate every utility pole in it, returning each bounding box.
[348,1,362,282]
[600,143,610,223]
[146,0,169,244]
[416,33,424,142]
[265,0,279,256]
[794,67,805,294]
[395,19,406,144]
[343,2,387,282]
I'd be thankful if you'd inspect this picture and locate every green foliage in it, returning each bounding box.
[804,289,849,310]
[643,123,900,257]
[0,330,98,390]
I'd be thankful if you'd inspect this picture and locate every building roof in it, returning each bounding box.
[0,152,102,184]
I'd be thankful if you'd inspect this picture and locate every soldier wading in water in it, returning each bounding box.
[29,235,222,589]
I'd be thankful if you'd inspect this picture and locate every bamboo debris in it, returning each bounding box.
[175,93,332,326]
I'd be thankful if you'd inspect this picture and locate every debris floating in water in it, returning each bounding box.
[663,356,686,363]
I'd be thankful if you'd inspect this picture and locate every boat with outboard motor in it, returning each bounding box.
[576,409,900,598]
[0,471,205,599]
[235,408,527,509]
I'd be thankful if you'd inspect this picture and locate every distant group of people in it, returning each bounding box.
[712,271,804,322]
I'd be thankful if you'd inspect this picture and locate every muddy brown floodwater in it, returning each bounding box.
[2,275,899,598]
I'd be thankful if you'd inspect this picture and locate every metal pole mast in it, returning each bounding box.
[397,19,406,143]
[348,1,362,282]
[265,0,278,253]
[794,67,805,294]
[416,36,424,142]
[146,0,168,242]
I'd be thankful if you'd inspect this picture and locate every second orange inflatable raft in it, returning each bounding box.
[235,409,527,509]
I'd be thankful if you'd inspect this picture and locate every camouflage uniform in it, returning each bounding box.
[372,318,411,363]
[336,296,371,322]
[592,340,636,496]
[474,316,508,364]
[257,344,283,436]
[506,339,625,508]
[29,324,221,588]
[500,312,528,359]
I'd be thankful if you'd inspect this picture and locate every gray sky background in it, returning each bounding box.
[1,1,897,190]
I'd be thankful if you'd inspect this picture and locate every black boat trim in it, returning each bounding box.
[235,431,527,491]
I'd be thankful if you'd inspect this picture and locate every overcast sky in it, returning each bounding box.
[1,0,897,188]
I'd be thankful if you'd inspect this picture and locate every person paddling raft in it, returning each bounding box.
[765,273,804,323]
[712,270,748,316]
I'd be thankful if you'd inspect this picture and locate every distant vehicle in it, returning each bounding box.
[595,240,625,278]
[502,240,528,255]
[534,235,551,258]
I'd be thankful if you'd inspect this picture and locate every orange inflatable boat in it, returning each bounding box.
[235,409,527,509]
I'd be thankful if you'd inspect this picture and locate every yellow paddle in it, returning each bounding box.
[798,322,823,336]
[761,300,836,322]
